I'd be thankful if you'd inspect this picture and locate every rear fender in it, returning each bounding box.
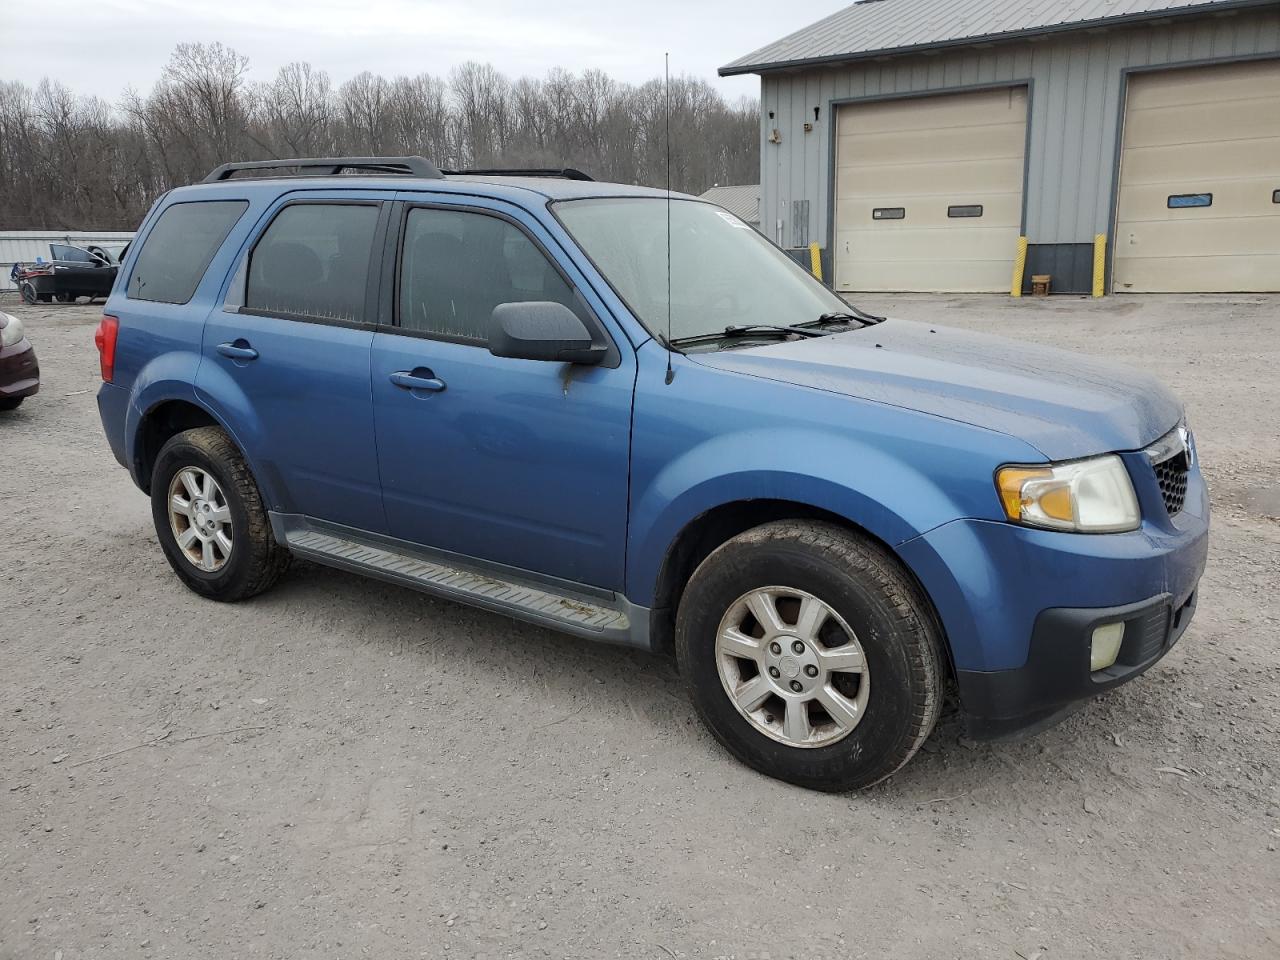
[127,357,278,507]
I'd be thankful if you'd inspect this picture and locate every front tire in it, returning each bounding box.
[150,426,290,602]
[0,396,24,411]
[676,520,944,792]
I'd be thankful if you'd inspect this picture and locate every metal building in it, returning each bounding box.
[698,184,764,231]
[721,0,1280,294]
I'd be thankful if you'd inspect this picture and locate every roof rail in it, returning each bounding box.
[441,167,595,182]
[202,156,443,183]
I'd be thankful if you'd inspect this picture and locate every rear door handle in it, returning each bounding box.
[390,370,446,393]
[217,340,259,362]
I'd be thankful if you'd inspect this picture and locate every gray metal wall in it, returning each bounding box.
[758,8,1280,289]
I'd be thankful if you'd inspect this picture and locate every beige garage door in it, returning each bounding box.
[833,87,1027,293]
[1114,60,1280,293]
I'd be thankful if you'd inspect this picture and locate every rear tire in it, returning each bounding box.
[19,282,36,304]
[675,520,944,792]
[0,397,24,411]
[150,426,290,602]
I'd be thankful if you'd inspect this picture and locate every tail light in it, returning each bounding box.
[95,315,119,382]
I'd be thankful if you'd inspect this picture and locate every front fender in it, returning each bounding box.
[627,425,1011,606]
[625,343,1047,610]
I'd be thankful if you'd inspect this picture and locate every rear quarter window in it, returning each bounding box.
[127,200,248,304]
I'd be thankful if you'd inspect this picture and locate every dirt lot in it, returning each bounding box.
[2,293,1277,960]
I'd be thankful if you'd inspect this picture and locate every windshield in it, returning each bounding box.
[554,197,851,343]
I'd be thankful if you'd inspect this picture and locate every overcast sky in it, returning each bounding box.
[0,0,848,102]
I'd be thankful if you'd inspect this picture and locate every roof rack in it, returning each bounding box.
[441,167,595,182]
[202,156,443,183]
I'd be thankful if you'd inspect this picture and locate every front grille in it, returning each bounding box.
[1146,426,1191,517]
[1154,452,1189,515]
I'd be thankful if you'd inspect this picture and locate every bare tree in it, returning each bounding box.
[0,43,759,229]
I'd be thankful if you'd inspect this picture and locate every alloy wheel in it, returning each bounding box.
[167,467,233,572]
[715,586,870,748]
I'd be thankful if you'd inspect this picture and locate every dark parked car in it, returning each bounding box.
[0,310,39,409]
[14,243,121,304]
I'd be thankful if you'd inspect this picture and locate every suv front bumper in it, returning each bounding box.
[898,465,1209,739]
[956,587,1198,739]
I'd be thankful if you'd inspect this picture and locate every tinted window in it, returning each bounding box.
[128,201,248,304]
[399,208,585,341]
[50,244,95,263]
[246,203,380,323]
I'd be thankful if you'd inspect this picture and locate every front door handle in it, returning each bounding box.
[217,340,259,362]
[390,369,447,393]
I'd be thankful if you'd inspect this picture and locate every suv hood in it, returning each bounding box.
[692,319,1181,461]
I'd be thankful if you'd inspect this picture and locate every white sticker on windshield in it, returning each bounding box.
[715,211,752,230]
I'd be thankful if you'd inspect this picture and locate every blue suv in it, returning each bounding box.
[96,156,1209,791]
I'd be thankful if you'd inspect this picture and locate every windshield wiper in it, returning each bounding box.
[809,307,886,328]
[671,324,825,346]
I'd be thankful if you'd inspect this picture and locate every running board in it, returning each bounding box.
[272,515,642,647]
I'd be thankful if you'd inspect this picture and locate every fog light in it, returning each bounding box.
[1090,623,1126,672]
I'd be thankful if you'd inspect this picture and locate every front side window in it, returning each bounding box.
[50,244,95,263]
[128,200,248,304]
[399,207,586,342]
[246,203,380,323]
[554,197,850,342]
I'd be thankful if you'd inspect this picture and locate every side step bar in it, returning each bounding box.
[272,514,643,648]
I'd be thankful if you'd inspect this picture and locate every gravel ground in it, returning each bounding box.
[2,293,1277,960]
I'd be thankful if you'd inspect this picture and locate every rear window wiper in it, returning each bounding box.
[670,324,826,347]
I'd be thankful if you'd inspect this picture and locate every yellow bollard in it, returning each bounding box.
[1010,236,1028,298]
[809,242,823,282]
[1092,234,1107,297]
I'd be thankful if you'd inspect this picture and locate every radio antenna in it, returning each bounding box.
[664,52,675,386]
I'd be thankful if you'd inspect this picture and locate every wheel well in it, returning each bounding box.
[135,400,219,493]
[649,500,954,680]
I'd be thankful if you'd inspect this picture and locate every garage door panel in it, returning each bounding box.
[1120,139,1280,184]
[837,88,1026,135]
[1115,60,1280,293]
[837,258,1015,293]
[1114,255,1280,294]
[1117,217,1280,259]
[1126,60,1280,109]
[837,158,1024,199]
[1117,177,1280,222]
[1123,98,1280,149]
[836,121,1026,167]
[838,227,1021,262]
[835,193,1023,229]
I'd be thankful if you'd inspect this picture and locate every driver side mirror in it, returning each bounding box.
[488,301,606,365]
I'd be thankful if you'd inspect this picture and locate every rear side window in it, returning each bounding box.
[246,203,380,324]
[128,201,248,304]
[399,207,586,342]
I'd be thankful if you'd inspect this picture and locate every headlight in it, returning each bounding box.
[0,312,24,348]
[996,455,1140,533]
